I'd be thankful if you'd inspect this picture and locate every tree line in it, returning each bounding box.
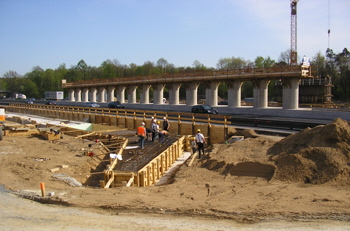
[0,48,349,102]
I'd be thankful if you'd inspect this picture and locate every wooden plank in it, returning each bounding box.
[104,143,123,148]
[126,173,134,187]
[98,141,110,153]
[74,132,96,139]
[104,171,114,188]
[100,180,105,188]
[114,172,134,176]
[107,139,128,171]
[188,153,198,167]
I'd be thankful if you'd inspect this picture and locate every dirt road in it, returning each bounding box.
[1,186,349,231]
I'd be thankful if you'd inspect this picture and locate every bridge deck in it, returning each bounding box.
[62,65,313,88]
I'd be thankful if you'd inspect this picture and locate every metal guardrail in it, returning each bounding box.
[6,103,231,126]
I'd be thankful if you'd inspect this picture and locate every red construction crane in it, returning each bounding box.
[290,0,299,65]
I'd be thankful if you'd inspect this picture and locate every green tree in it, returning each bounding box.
[156,58,169,73]
[335,48,350,101]
[216,57,246,70]
[54,64,68,90]
[2,71,23,96]
[263,56,275,68]
[254,56,275,68]
[76,59,88,81]
[100,59,118,78]
[231,57,246,69]
[21,78,39,98]
[142,61,156,75]
[311,52,326,78]
[254,56,264,68]
[193,60,206,71]
[216,58,231,70]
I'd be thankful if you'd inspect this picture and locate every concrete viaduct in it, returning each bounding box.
[62,65,312,111]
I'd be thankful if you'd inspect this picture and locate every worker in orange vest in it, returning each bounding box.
[136,122,147,149]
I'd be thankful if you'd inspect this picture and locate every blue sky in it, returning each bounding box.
[0,0,349,77]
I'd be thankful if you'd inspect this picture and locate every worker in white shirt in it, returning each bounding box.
[195,129,206,159]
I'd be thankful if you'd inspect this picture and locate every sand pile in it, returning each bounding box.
[200,118,350,185]
[201,136,277,180]
[227,128,258,139]
[268,118,350,156]
[268,118,350,184]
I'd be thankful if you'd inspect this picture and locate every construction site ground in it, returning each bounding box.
[1,117,350,230]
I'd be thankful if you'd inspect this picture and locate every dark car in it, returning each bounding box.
[84,102,100,107]
[107,101,125,109]
[24,100,33,104]
[218,100,228,105]
[45,100,56,105]
[191,105,218,114]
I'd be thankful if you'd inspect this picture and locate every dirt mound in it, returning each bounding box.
[200,137,277,180]
[200,118,350,185]
[235,129,258,138]
[273,147,350,184]
[269,118,350,184]
[268,118,350,156]
[227,128,258,139]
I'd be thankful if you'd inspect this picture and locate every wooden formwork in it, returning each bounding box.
[39,130,61,141]
[4,106,208,188]
[7,105,231,145]
[102,136,187,188]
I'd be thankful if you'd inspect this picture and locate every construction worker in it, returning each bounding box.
[136,122,147,149]
[151,119,159,142]
[158,130,168,144]
[146,128,152,141]
[163,117,170,131]
[195,129,206,159]
[190,136,197,155]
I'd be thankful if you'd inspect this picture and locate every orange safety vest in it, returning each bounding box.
[137,126,146,136]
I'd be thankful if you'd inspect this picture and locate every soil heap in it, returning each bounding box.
[198,118,350,185]
[268,118,350,185]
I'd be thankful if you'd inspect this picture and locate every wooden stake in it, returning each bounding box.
[40,182,46,197]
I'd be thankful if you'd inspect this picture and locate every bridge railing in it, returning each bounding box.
[62,65,310,88]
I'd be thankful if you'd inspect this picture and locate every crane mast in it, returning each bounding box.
[290,0,299,65]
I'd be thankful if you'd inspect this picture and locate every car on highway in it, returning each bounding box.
[191,105,218,114]
[84,102,100,107]
[107,101,125,109]
[24,100,33,104]
[218,100,228,105]
[45,100,56,105]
